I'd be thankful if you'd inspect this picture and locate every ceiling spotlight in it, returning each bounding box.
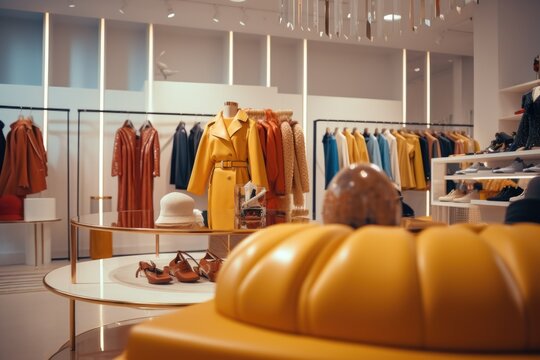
[414,67,421,72]
[239,8,247,26]
[166,1,175,18]
[118,0,127,14]
[212,5,220,23]
[347,12,351,19]
[230,0,246,2]
[383,14,401,22]
[68,0,75,8]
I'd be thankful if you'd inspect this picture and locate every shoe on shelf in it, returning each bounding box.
[194,251,223,282]
[487,186,523,202]
[509,191,525,202]
[492,158,526,173]
[169,251,200,283]
[453,190,480,203]
[136,261,172,284]
[438,189,464,202]
[455,162,492,174]
[524,163,540,173]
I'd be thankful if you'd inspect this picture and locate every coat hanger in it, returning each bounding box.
[363,127,369,136]
[352,127,357,134]
[374,127,379,136]
[333,127,340,135]
[142,118,153,129]
[381,127,387,133]
[325,127,331,134]
[123,119,134,128]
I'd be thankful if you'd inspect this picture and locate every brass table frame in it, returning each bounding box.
[66,215,256,351]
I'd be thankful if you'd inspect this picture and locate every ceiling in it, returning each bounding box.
[0,0,475,56]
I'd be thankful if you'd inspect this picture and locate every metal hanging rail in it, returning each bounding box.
[311,118,475,220]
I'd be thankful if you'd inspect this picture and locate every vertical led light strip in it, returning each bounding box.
[98,18,105,217]
[425,51,431,217]
[229,31,234,85]
[266,35,271,87]
[99,260,105,351]
[402,48,407,126]
[42,12,50,150]
[426,51,431,128]
[302,39,307,134]
[148,24,154,113]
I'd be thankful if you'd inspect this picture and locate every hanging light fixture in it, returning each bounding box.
[212,5,220,23]
[165,0,175,18]
[239,8,248,26]
[280,0,476,42]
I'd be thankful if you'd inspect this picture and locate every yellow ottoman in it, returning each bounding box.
[119,223,540,359]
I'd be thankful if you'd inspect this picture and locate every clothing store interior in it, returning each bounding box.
[1,0,540,359]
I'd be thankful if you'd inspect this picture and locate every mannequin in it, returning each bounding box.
[223,101,239,118]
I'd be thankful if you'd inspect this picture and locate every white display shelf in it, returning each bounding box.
[470,200,510,207]
[431,201,471,208]
[445,172,538,181]
[499,114,522,122]
[500,79,540,94]
[44,252,214,307]
[432,149,540,163]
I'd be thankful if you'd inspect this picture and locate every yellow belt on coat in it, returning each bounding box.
[214,160,248,169]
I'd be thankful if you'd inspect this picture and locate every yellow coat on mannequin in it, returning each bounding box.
[187,109,268,230]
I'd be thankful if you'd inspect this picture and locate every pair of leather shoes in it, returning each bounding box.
[169,251,200,283]
[194,251,223,282]
[487,186,524,202]
[136,261,173,284]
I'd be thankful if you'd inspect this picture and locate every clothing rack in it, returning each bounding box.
[76,109,216,257]
[311,119,475,220]
[0,104,71,257]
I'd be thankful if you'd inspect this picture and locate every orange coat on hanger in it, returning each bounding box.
[187,110,268,230]
[0,119,48,196]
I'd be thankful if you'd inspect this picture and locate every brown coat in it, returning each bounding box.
[112,121,160,228]
[0,119,47,196]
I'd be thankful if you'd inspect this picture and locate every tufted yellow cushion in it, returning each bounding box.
[119,223,540,360]
[215,223,540,352]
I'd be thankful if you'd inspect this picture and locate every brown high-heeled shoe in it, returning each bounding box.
[135,261,172,284]
[194,251,223,283]
[169,251,200,283]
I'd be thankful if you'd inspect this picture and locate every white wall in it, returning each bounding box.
[153,25,229,84]
[498,0,540,88]
[233,33,266,86]
[270,37,302,94]
[307,41,402,100]
[0,10,43,86]
[431,69,453,124]
[49,15,99,88]
[105,21,148,91]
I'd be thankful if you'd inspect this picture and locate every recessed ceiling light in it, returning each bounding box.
[166,0,175,18]
[230,0,246,2]
[239,8,247,26]
[383,14,401,22]
[414,67,421,72]
[118,0,127,14]
[212,5,220,23]
[68,0,75,8]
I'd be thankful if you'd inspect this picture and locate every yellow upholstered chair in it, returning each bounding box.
[118,223,540,359]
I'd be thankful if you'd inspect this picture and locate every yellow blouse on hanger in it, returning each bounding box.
[353,131,370,163]
[343,129,361,164]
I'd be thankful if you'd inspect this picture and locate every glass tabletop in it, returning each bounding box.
[71,211,257,235]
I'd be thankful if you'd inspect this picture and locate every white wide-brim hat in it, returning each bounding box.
[155,192,197,226]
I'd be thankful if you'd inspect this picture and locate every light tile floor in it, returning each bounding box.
[0,261,174,359]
